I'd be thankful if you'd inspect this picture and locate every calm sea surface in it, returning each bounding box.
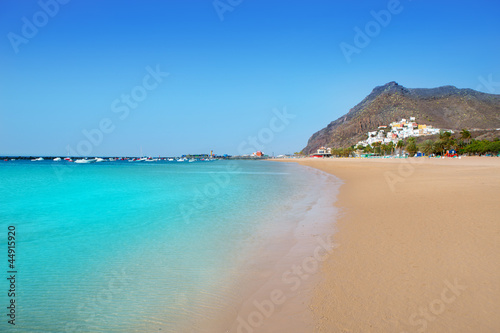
[0,160,339,332]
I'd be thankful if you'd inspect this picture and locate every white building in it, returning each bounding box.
[316,147,331,155]
[356,116,441,148]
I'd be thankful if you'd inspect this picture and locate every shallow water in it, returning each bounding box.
[0,160,340,332]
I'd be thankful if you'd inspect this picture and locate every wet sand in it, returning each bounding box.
[192,163,342,333]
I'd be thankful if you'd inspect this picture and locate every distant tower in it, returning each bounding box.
[210,150,213,157]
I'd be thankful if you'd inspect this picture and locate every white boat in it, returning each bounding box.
[95,158,105,162]
[53,157,62,161]
[31,157,44,161]
[108,158,116,162]
[168,158,174,161]
[64,157,73,162]
[177,158,186,162]
[188,159,196,162]
[74,158,96,164]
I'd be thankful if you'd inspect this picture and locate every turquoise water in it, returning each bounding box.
[0,160,339,332]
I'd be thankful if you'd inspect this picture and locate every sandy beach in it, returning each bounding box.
[279,157,500,332]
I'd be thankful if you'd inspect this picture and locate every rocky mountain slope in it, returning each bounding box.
[303,82,500,154]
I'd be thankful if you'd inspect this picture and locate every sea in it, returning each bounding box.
[0,159,341,332]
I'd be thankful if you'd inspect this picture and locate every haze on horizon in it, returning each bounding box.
[1,0,499,156]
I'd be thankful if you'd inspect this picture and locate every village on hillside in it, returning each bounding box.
[357,116,441,147]
[314,117,444,157]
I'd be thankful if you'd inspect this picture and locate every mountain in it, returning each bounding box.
[303,82,500,154]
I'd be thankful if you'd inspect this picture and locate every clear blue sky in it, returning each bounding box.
[1,0,499,156]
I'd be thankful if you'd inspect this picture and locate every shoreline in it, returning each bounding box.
[225,163,342,333]
[281,157,500,332]
[182,162,342,333]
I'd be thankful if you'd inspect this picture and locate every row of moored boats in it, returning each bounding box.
[26,157,215,163]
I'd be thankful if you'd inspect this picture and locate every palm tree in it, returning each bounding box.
[380,143,388,156]
[460,129,471,145]
[448,138,457,151]
[433,139,445,156]
[387,142,395,156]
[406,137,418,157]
[420,140,434,157]
[438,131,453,154]
[396,140,405,155]
[341,147,353,157]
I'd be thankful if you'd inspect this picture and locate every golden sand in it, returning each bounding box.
[287,157,500,332]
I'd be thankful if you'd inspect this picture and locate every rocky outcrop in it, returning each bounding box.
[303,82,500,154]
